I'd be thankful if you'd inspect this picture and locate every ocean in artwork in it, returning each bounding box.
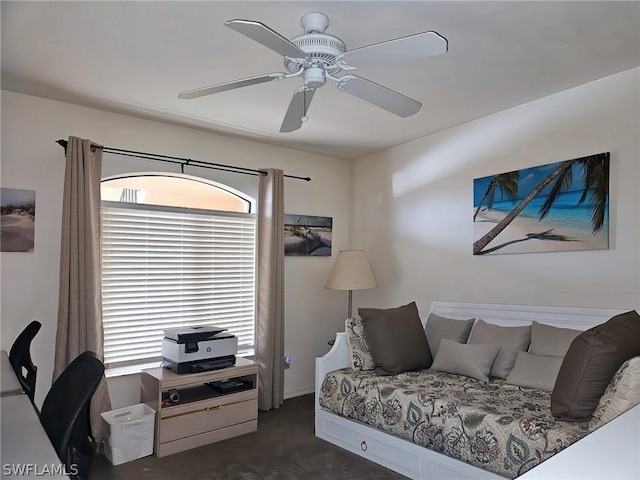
[489,190,609,235]
[473,154,609,255]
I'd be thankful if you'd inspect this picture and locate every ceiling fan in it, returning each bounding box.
[178,12,448,133]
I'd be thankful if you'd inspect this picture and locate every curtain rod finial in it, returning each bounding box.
[56,139,68,154]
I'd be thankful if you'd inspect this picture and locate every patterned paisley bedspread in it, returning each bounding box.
[319,368,589,479]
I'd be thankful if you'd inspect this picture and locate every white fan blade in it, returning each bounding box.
[178,73,286,99]
[340,31,447,68]
[280,87,316,133]
[337,75,421,117]
[226,19,308,59]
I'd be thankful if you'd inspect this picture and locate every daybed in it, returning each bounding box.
[315,301,640,479]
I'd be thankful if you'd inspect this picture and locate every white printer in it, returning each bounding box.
[162,325,238,374]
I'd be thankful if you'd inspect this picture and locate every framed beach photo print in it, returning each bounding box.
[473,153,609,255]
[1,187,36,252]
[284,214,332,256]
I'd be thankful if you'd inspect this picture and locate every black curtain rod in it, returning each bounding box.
[55,139,311,182]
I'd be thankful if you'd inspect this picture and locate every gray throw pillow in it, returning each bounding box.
[359,302,432,376]
[424,313,475,359]
[468,319,531,378]
[506,351,564,392]
[530,321,581,357]
[430,338,500,383]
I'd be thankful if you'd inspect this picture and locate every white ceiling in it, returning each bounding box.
[2,1,639,160]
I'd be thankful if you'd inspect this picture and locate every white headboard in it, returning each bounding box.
[428,301,629,331]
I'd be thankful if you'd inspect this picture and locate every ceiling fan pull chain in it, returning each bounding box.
[302,87,309,122]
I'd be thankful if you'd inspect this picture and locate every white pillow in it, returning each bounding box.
[589,357,640,431]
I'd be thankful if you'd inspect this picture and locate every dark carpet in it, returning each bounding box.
[114,394,408,480]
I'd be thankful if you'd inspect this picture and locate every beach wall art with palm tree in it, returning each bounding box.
[473,152,609,255]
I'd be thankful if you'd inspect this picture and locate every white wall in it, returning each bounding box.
[0,91,350,408]
[349,67,640,317]
[4,67,639,409]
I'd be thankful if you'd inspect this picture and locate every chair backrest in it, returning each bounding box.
[40,351,105,472]
[9,320,42,403]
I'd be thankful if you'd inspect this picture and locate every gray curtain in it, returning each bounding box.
[53,136,112,447]
[256,168,285,411]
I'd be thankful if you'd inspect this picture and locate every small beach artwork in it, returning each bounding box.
[284,214,332,256]
[473,152,609,255]
[1,187,36,252]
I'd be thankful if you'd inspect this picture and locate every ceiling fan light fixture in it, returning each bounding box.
[303,66,326,88]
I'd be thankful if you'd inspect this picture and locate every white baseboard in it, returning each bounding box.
[284,385,314,399]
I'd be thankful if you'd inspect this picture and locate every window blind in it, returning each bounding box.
[101,202,256,369]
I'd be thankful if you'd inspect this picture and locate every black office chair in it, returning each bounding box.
[9,320,42,404]
[40,351,105,480]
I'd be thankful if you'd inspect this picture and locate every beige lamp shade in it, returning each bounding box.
[325,250,377,317]
[325,250,378,290]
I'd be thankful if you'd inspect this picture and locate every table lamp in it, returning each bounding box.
[325,250,378,318]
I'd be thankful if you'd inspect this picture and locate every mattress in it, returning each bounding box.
[319,368,590,479]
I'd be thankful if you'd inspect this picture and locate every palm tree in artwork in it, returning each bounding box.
[473,171,520,221]
[473,153,609,255]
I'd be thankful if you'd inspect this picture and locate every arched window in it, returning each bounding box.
[101,173,256,371]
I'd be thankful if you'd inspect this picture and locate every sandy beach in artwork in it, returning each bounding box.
[1,213,35,252]
[473,209,608,255]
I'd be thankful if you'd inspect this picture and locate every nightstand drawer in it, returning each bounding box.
[159,389,257,419]
[159,398,257,443]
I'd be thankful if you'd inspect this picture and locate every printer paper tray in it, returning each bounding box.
[162,355,236,374]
